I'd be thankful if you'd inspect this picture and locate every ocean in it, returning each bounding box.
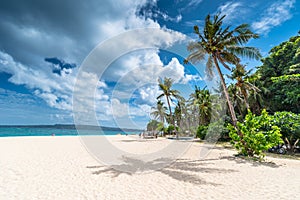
[0,125,141,137]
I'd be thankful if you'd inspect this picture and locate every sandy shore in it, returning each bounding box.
[0,135,299,200]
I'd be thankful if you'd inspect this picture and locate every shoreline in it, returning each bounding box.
[0,134,139,138]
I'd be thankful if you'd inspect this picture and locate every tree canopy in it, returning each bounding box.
[252,34,300,113]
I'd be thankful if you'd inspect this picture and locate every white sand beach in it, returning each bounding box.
[0,135,299,200]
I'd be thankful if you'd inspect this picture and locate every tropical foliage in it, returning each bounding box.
[251,34,300,113]
[157,77,181,138]
[272,112,300,153]
[197,120,229,141]
[227,64,260,118]
[151,100,167,124]
[145,15,299,158]
[228,110,283,158]
[146,120,160,132]
[184,13,261,126]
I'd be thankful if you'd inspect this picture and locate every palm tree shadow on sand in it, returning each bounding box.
[219,156,280,168]
[87,156,239,186]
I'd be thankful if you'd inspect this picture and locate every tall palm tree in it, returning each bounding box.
[184,14,261,126]
[157,77,181,138]
[174,97,188,132]
[151,100,167,124]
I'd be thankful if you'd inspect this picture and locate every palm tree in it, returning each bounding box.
[184,14,261,127]
[227,64,261,111]
[228,83,246,118]
[190,86,212,126]
[157,77,181,138]
[247,73,268,115]
[174,97,189,133]
[151,100,167,124]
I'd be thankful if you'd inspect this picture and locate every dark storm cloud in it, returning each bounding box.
[45,57,76,75]
[0,0,116,67]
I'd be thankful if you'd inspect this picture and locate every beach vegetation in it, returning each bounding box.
[146,120,160,132]
[184,13,261,127]
[157,77,181,139]
[272,112,300,154]
[250,34,300,113]
[228,109,283,158]
[147,17,300,159]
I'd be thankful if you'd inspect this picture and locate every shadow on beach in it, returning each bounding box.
[219,156,280,168]
[86,142,281,186]
[87,156,239,186]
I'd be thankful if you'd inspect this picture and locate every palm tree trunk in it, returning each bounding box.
[237,102,243,116]
[213,56,238,127]
[212,56,251,152]
[166,96,177,139]
[241,88,250,110]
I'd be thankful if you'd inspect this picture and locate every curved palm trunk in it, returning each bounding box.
[213,56,238,127]
[212,57,253,153]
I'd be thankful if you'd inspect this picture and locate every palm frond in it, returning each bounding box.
[217,53,236,70]
[185,42,206,64]
[205,55,214,78]
[227,46,261,60]
[157,93,164,99]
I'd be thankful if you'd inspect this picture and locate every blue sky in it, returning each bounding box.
[0,0,299,128]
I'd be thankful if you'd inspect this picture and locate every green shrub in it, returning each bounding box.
[196,125,208,140]
[157,122,167,136]
[146,120,159,131]
[272,111,300,153]
[167,125,175,134]
[228,109,283,158]
[196,120,229,141]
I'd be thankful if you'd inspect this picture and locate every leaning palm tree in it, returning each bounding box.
[157,77,181,138]
[184,14,261,126]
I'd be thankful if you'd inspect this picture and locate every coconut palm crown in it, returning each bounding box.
[184,14,261,126]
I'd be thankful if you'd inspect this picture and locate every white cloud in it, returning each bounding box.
[138,85,161,105]
[160,57,189,83]
[0,51,63,93]
[110,98,129,118]
[184,19,203,27]
[0,0,190,127]
[186,0,203,8]
[252,0,295,35]
[109,50,199,87]
[0,51,109,115]
[216,1,243,22]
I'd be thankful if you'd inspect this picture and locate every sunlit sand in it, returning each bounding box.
[0,136,299,199]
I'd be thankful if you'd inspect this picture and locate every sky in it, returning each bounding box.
[0,0,299,128]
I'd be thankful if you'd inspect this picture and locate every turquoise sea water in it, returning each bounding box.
[0,126,140,137]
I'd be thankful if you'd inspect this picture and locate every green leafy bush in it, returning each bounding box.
[196,125,208,140]
[228,109,283,158]
[167,125,175,134]
[146,120,159,131]
[196,120,229,141]
[272,111,300,153]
